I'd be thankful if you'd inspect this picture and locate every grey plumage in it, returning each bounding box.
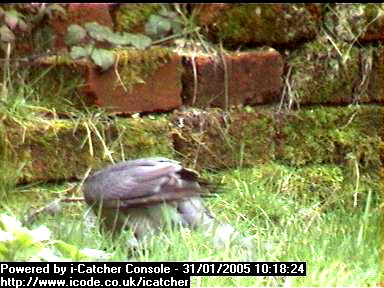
[83,157,215,238]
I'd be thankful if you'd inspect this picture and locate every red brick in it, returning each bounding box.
[84,54,183,114]
[182,50,283,108]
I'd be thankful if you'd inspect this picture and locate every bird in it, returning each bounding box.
[83,157,216,239]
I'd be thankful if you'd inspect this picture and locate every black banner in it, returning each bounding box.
[0,261,306,288]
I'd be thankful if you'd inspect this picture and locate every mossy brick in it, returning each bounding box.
[366,46,384,104]
[276,105,383,171]
[171,108,275,171]
[323,4,384,44]
[0,116,173,184]
[287,36,363,105]
[194,4,323,49]
[84,48,183,114]
[182,49,283,108]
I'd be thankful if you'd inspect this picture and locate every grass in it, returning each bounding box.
[0,162,380,286]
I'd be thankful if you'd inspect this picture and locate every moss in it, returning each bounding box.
[113,116,174,161]
[288,36,360,104]
[278,105,383,171]
[229,110,275,167]
[114,47,173,91]
[172,105,383,172]
[171,108,275,171]
[201,4,320,48]
[0,114,174,184]
[114,4,163,33]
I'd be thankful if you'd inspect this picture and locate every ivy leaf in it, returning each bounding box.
[105,32,131,46]
[145,15,172,38]
[85,22,113,42]
[129,34,152,50]
[53,240,82,259]
[90,48,115,71]
[4,10,20,30]
[158,9,178,19]
[69,45,91,59]
[0,25,15,42]
[65,24,87,45]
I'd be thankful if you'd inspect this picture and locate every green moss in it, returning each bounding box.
[0,114,174,185]
[114,4,162,33]
[114,116,174,161]
[204,4,320,48]
[171,108,275,170]
[229,110,275,167]
[115,47,173,91]
[278,105,383,171]
[172,105,383,172]
[288,36,360,104]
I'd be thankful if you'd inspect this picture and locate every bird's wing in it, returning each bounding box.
[113,191,202,209]
[84,160,203,208]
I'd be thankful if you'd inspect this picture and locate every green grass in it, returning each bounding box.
[0,162,380,286]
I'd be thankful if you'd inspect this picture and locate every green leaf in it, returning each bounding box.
[53,240,111,260]
[107,32,152,48]
[0,214,109,261]
[85,22,113,42]
[27,225,51,242]
[69,46,91,59]
[90,48,115,71]
[129,34,152,50]
[0,25,15,42]
[105,32,131,46]
[36,247,66,262]
[145,15,172,38]
[0,230,14,242]
[53,239,80,258]
[0,214,22,231]
[19,242,44,261]
[158,9,178,19]
[79,248,113,259]
[65,24,87,45]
